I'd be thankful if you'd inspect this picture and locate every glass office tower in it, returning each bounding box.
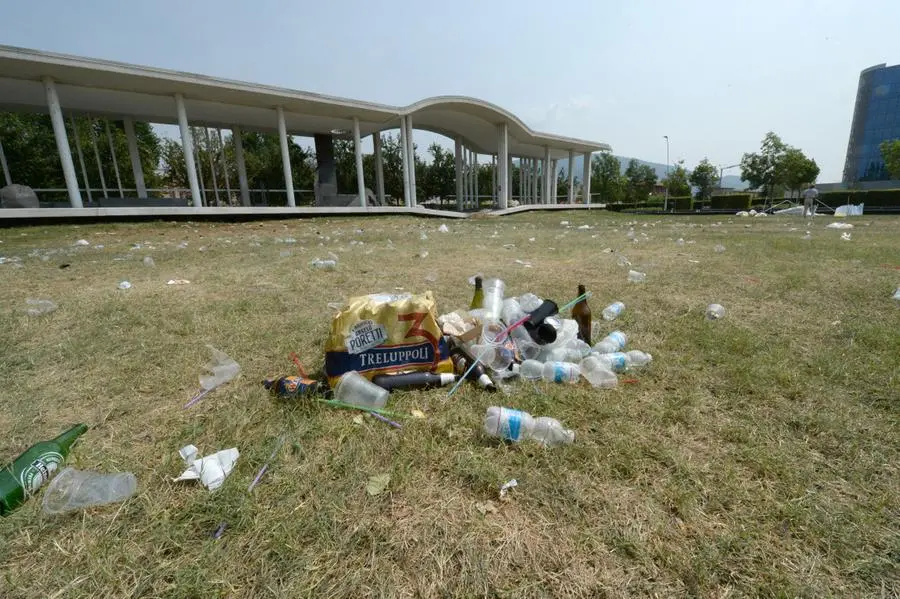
[843,63,900,183]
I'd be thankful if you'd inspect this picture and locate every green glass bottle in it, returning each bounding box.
[0,424,88,516]
[470,276,484,310]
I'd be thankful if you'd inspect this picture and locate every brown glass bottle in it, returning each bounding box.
[572,284,592,345]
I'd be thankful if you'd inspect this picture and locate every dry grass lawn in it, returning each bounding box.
[0,211,898,598]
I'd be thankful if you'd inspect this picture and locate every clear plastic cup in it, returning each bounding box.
[482,278,506,319]
[333,371,389,408]
[471,344,513,372]
[42,467,137,515]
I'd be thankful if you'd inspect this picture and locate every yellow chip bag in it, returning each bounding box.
[324,292,453,388]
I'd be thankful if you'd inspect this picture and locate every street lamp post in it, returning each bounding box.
[663,135,670,212]
[718,163,740,189]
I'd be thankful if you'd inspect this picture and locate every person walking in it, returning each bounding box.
[802,183,819,217]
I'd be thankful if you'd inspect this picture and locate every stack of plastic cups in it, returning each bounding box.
[501,298,541,361]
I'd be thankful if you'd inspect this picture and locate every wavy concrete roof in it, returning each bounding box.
[0,45,610,160]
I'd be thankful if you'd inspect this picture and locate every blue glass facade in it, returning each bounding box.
[843,64,900,182]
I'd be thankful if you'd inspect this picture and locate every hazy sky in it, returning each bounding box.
[2,0,898,180]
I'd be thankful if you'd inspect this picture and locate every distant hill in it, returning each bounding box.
[557,155,750,191]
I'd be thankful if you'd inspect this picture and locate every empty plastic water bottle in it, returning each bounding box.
[624,350,653,369]
[593,331,628,354]
[518,359,545,380]
[579,356,618,388]
[541,361,581,383]
[483,407,574,446]
[547,347,585,363]
[596,352,629,373]
[602,301,625,321]
[310,258,336,270]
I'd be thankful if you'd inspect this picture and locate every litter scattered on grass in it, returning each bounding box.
[841,232,852,241]
[627,270,646,283]
[499,479,518,498]
[25,298,57,316]
[167,279,191,285]
[438,224,449,233]
[173,444,239,492]
[118,281,132,290]
[366,473,391,496]
[705,303,726,320]
[827,222,854,229]
[142,256,155,267]
[74,239,90,246]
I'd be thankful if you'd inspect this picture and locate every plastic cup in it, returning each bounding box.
[42,467,137,515]
[482,279,505,319]
[471,344,513,372]
[333,371,389,408]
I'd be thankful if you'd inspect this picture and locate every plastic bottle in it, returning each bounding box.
[42,468,137,515]
[483,407,574,446]
[541,361,581,384]
[547,347,584,363]
[0,424,88,516]
[627,270,646,283]
[482,278,506,319]
[566,339,593,358]
[579,356,618,388]
[372,372,456,391]
[518,359,545,380]
[596,352,630,373]
[310,258,337,270]
[593,331,628,354]
[624,350,653,369]
[602,301,625,321]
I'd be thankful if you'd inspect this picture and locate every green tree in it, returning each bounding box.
[663,161,690,197]
[689,158,719,202]
[590,152,622,203]
[556,167,569,202]
[624,159,657,205]
[880,139,900,179]
[740,132,787,199]
[423,143,455,205]
[777,147,820,200]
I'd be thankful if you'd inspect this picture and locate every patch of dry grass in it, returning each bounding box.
[0,212,898,598]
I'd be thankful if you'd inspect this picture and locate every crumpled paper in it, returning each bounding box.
[173,444,239,491]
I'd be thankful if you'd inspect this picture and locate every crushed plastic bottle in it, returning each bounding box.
[593,330,627,354]
[602,301,625,321]
[705,304,726,320]
[42,468,137,515]
[483,407,574,446]
[624,350,653,369]
[627,270,646,283]
[579,356,618,388]
[310,258,336,270]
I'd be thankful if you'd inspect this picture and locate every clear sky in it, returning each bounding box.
[2,0,898,181]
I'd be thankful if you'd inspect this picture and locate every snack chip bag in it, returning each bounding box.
[324,292,452,387]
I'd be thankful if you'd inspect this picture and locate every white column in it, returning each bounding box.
[174,93,202,207]
[193,128,206,206]
[532,159,539,204]
[215,129,232,203]
[582,152,592,205]
[405,116,417,207]
[69,117,92,204]
[473,153,479,209]
[0,138,10,187]
[498,122,509,210]
[568,150,575,204]
[455,138,463,211]
[551,160,559,204]
[123,118,147,199]
[232,126,250,206]
[507,153,512,207]
[399,117,411,207]
[104,121,124,197]
[202,128,221,206]
[491,155,496,207]
[44,78,82,208]
[89,119,108,198]
[543,146,552,205]
[276,106,296,207]
[373,132,385,205]
[352,117,366,208]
